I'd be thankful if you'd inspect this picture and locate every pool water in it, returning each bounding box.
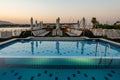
[0,39,120,57]
[0,68,120,80]
[0,39,120,80]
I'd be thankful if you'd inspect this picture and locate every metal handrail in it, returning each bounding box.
[104,43,113,66]
[105,44,112,57]
[97,43,103,64]
[107,44,113,66]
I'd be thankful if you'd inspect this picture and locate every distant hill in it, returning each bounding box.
[0,20,13,25]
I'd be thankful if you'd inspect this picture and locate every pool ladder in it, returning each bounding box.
[105,44,113,66]
[98,43,113,65]
[104,44,112,57]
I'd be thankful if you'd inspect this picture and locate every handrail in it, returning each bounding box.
[105,44,112,57]
[97,43,103,64]
[105,43,113,65]
[95,43,98,56]
[105,44,109,56]
[107,44,113,66]
[96,43,103,57]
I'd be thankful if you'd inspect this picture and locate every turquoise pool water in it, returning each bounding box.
[0,39,120,57]
[0,68,120,80]
[0,39,120,80]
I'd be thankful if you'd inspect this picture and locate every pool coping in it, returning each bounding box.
[0,37,89,46]
[0,37,120,46]
[0,56,120,59]
[30,37,90,40]
[99,38,120,46]
[0,37,31,46]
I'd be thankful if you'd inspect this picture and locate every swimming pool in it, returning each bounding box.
[0,38,120,80]
[0,39,120,66]
[0,39,120,58]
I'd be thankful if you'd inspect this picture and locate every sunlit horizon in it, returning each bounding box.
[0,0,120,24]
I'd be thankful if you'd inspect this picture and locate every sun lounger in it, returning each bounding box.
[32,29,50,37]
[66,29,82,36]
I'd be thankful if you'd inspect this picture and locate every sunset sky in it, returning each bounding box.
[0,0,120,24]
